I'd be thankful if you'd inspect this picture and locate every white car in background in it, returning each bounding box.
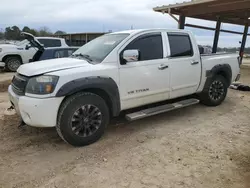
[0,33,68,71]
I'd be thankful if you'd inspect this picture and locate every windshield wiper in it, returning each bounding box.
[72,53,93,62]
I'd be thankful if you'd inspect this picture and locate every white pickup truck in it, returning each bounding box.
[8,29,240,146]
[0,34,68,71]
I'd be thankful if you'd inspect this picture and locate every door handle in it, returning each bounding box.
[158,64,169,70]
[191,61,199,65]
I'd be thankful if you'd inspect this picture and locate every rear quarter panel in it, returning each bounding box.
[197,53,240,92]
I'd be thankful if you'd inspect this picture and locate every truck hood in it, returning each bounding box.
[17,58,90,76]
[0,44,18,49]
[0,44,27,52]
[0,44,17,48]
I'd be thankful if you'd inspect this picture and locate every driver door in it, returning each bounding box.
[119,32,170,110]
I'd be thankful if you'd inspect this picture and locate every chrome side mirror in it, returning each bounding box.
[122,49,139,63]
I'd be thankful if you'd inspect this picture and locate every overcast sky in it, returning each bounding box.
[0,0,248,47]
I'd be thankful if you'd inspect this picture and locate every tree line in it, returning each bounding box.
[218,47,250,53]
[0,26,249,53]
[0,26,66,40]
[202,45,250,54]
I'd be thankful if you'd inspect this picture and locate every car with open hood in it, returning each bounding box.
[0,32,68,71]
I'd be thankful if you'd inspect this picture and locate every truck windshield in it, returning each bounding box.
[72,33,129,63]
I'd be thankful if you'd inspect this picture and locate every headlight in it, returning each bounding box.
[26,75,59,95]
[0,48,2,52]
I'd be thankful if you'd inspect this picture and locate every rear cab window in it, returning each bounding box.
[37,39,62,48]
[67,49,77,56]
[53,49,77,58]
[54,50,65,58]
[167,33,193,58]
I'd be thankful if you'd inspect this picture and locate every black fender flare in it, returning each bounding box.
[56,76,120,116]
[203,64,232,91]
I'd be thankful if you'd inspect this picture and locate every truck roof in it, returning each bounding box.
[111,28,191,35]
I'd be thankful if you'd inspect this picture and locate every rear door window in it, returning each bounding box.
[167,33,193,58]
[37,39,62,48]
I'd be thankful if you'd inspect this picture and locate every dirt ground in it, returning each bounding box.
[1,69,250,188]
[0,72,14,92]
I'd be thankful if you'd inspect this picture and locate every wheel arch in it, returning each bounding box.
[3,54,23,63]
[56,77,121,117]
[200,64,230,106]
[205,64,232,88]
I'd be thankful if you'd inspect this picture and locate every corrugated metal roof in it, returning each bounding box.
[153,0,215,11]
[153,0,250,26]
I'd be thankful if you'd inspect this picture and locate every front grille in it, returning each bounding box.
[11,74,29,95]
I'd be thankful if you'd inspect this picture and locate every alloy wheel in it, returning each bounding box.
[71,104,102,137]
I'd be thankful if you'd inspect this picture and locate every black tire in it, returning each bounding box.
[5,56,22,72]
[200,75,228,106]
[56,92,110,147]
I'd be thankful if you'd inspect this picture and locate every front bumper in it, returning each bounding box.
[8,85,64,127]
[0,62,5,69]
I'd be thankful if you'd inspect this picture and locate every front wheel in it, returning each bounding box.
[200,75,228,106]
[56,92,110,147]
[5,57,22,72]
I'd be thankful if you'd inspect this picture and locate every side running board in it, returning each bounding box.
[126,98,200,121]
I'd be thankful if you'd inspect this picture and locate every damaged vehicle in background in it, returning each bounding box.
[0,32,69,71]
[8,29,240,146]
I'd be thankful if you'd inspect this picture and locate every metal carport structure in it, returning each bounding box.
[153,0,250,58]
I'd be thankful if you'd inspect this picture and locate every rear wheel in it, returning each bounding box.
[5,56,22,72]
[56,92,110,147]
[200,75,228,106]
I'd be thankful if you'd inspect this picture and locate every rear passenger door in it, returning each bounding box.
[166,32,201,99]
[119,32,170,110]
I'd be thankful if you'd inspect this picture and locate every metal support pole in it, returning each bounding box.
[167,8,179,23]
[178,15,186,29]
[85,34,88,44]
[240,24,249,58]
[79,34,82,46]
[69,34,72,46]
[212,19,221,53]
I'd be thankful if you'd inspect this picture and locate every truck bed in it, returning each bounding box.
[197,52,240,92]
[201,52,237,57]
